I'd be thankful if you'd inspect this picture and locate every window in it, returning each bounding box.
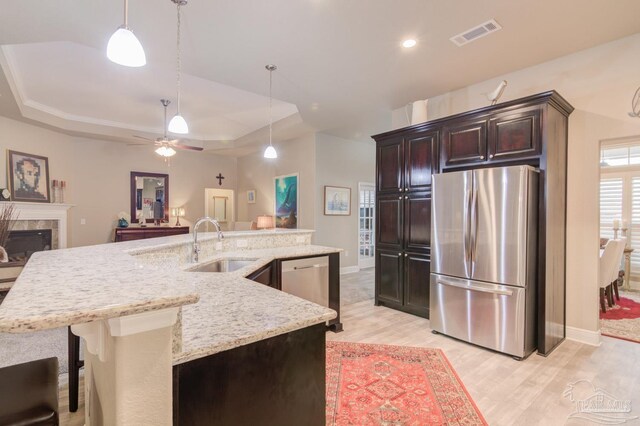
[358,183,375,269]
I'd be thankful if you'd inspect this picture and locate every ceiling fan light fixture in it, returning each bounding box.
[107,0,146,67]
[264,145,278,159]
[168,114,189,134]
[155,146,177,157]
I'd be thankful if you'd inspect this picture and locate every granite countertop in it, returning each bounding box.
[0,229,338,364]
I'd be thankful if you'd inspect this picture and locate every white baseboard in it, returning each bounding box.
[566,326,602,346]
[340,266,360,275]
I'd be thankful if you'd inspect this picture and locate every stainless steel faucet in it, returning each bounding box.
[192,217,224,263]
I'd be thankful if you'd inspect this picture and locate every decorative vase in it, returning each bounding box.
[118,218,129,228]
[0,246,8,263]
[410,99,428,125]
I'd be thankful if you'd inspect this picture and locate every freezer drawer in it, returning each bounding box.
[429,273,535,358]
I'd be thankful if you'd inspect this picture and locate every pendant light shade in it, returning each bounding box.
[107,0,146,67]
[169,0,189,134]
[264,145,278,159]
[168,114,189,134]
[263,64,278,159]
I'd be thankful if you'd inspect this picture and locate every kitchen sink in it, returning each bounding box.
[187,259,257,273]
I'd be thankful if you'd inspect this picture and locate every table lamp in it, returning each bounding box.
[171,207,185,226]
[256,215,275,230]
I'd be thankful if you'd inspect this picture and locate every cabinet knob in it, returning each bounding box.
[404,188,409,192]
[398,252,402,256]
[489,154,494,159]
[398,196,402,200]
[404,253,408,257]
[404,196,409,200]
[480,155,485,160]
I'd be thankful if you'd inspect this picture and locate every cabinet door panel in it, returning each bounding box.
[442,119,488,167]
[377,195,403,247]
[404,253,430,316]
[488,108,541,161]
[377,138,403,193]
[404,192,431,253]
[376,250,403,304]
[405,132,438,191]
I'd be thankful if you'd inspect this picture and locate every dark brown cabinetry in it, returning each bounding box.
[247,262,275,288]
[374,132,436,318]
[114,226,189,242]
[373,91,573,355]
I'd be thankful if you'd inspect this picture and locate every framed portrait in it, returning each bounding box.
[247,189,256,204]
[274,173,298,229]
[7,150,51,203]
[324,186,351,216]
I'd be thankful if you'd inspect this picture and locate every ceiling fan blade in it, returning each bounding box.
[133,135,156,142]
[127,143,149,147]
[173,144,204,152]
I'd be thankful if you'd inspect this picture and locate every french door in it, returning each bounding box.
[358,183,375,269]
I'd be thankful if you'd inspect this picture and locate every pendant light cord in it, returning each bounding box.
[176,3,182,114]
[124,0,129,28]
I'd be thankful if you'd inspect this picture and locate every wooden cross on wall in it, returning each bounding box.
[216,173,225,186]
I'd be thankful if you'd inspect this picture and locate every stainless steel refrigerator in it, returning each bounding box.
[430,165,538,359]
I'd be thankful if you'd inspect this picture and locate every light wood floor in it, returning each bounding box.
[59,270,640,425]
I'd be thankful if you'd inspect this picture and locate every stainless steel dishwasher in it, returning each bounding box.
[281,256,329,308]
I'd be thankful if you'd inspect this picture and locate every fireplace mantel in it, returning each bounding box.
[1,202,73,249]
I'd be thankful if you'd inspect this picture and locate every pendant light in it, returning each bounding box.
[107,0,146,67]
[168,0,189,134]
[263,64,278,159]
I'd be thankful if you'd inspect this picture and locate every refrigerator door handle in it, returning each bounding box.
[436,278,514,297]
[469,173,478,273]
[464,188,472,266]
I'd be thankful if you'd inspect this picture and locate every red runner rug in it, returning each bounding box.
[600,294,640,343]
[326,342,487,425]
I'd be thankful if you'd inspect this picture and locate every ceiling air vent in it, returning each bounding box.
[450,19,502,47]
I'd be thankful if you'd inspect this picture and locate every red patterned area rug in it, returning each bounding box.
[600,292,640,344]
[326,342,487,425]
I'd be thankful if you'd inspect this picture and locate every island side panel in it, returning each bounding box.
[173,323,326,426]
[328,252,343,332]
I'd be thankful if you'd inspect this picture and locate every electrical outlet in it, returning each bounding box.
[236,239,248,248]
[80,218,86,225]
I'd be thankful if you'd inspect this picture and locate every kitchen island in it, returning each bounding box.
[0,229,339,425]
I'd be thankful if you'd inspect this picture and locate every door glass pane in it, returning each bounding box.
[600,178,623,240]
[359,186,375,261]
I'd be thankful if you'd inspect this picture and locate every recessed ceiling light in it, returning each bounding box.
[402,39,417,48]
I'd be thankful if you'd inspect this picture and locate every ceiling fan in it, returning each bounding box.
[629,87,640,118]
[131,99,203,157]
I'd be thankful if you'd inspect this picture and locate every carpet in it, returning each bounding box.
[0,326,69,373]
[326,342,487,425]
[600,291,640,343]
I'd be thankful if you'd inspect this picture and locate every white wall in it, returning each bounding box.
[237,134,316,229]
[0,116,237,247]
[315,134,375,268]
[391,33,640,336]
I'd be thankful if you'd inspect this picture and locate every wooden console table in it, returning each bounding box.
[624,247,634,291]
[114,226,190,242]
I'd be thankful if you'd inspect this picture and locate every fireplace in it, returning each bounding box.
[5,229,52,265]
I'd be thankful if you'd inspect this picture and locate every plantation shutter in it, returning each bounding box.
[600,177,623,240]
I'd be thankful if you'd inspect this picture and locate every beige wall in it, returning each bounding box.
[315,134,375,268]
[391,33,640,335]
[237,134,316,229]
[0,116,237,247]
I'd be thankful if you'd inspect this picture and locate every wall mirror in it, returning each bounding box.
[212,196,228,222]
[130,171,169,223]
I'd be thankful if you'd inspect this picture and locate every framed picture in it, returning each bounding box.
[247,189,256,204]
[274,173,299,229]
[7,150,51,203]
[324,186,351,216]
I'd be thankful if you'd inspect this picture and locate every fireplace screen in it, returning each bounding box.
[5,229,52,264]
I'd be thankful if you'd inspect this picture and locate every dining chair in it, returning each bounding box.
[610,237,627,303]
[599,240,620,313]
